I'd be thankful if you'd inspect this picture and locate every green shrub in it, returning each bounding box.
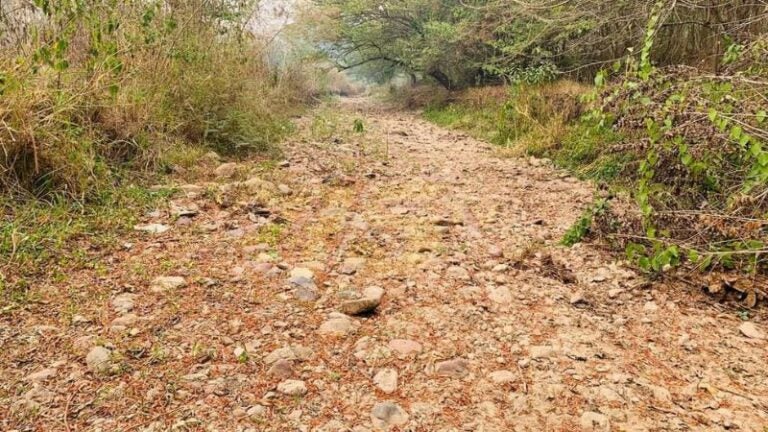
[562,199,609,246]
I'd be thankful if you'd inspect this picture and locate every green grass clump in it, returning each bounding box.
[1,186,172,269]
[553,121,628,182]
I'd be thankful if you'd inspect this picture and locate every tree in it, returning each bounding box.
[314,0,768,88]
[314,0,486,89]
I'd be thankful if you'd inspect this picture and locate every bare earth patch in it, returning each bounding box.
[2,98,767,431]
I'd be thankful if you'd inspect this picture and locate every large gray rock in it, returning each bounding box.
[371,401,409,430]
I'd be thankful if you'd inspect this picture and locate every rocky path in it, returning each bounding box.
[3,98,768,431]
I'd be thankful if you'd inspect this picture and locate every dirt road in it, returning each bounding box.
[3,98,767,431]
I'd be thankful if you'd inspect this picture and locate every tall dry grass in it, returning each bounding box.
[0,0,312,200]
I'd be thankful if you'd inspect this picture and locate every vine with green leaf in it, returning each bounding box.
[577,1,768,276]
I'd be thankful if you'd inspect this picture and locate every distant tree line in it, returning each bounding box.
[315,0,768,88]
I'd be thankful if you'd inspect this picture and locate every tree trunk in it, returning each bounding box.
[428,70,453,90]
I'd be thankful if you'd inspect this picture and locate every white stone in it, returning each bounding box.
[86,346,112,373]
[318,314,357,336]
[277,380,307,396]
[373,369,398,394]
[487,286,512,304]
[739,322,766,340]
[134,224,170,234]
[489,370,516,384]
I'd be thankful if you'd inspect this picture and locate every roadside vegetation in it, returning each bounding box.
[0,1,317,285]
[318,1,768,290]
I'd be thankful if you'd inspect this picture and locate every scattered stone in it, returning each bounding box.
[373,369,398,394]
[446,266,471,281]
[529,345,558,360]
[264,345,313,364]
[278,160,290,168]
[176,216,193,226]
[182,369,209,381]
[643,301,659,312]
[86,346,112,373]
[318,313,357,336]
[268,359,294,379]
[71,314,90,325]
[488,245,504,258]
[489,370,516,385]
[431,217,462,227]
[243,177,275,193]
[371,401,409,430]
[111,313,138,327]
[570,291,588,306]
[388,339,423,357]
[215,162,238,178]
[226,228,245,238]
[436,358,469,378]
[278,184,293,195]
[247,405,267,419]
[339,257,366,275]
[739,322,766,340]
[151,276,187,292]
[289,267,315,289]
[170,201,199,218]
[112,293,136,314]
[492,263,508,273]
[294,286,320,302]
[607,288,624,299]
[178,184,204,196]
[134,224,170,234]
[487,286,512,304]
[340,297,380,315]
[340,286,384,315]
[390,206,410,215]
[233,346,247,361]
[25,368,57,382]
[277,380,307,396]
[203,151,221,162]
[580,411,610,431]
